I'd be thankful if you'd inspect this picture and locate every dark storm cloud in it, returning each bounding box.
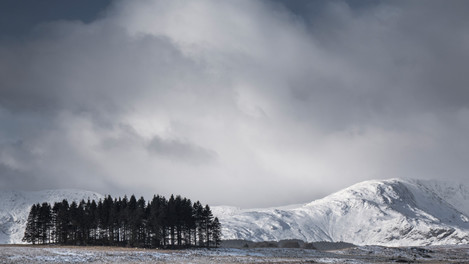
[274,0,469,133]
[0,0,111,37]
[0,21,198,114]
[1,0,469,207]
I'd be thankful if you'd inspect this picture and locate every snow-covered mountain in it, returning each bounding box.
[213,178,469,246]
[0,189,103,244]
[2,179,469,246]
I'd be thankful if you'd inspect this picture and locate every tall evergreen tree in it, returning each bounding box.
[69,201,79,244]
[109,198,120,245]
[167,195,176,247]
[211,217,222,248]
[182,198,194,246]
[136,196,146,247]
[38,202,52,244]
[203,205,214,248]
[23,204,39,245]
[57,200,70,245]
[127,195,138,246]
[89,199,99,243]
[193,201,204,247]
[119,196,129,244]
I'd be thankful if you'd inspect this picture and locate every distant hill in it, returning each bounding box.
[3,178,469,246]
[0,189,103,244]
[212,178,469,246]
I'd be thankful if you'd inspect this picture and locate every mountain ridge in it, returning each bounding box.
[212,178,469,246]
[1,178,469,246]
[0,189,103,244]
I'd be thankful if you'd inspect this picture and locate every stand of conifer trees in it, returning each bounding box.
[23,194,222,248]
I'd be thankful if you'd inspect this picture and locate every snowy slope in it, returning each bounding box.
[3,179,469,247]
[213,179,469,246]
[0,189,103,244]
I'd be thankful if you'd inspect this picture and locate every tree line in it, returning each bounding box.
[23,194,222,248]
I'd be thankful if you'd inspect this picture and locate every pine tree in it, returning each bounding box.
[119,195,129,245]
[101,195,113,243]
[56,200,70,244]
[76,200,86,245]
[127,195,138,246]
[89,199,98,244]
[109,198,120,246]
[69,201,79,244]
[193,201,204,247]
[149,195,167,248]
[203,205,214,248]
[136,196,146,247]
[38,202,52,244]
[23,204,39,244]
[167,195,176,247]
[159,196,169,247]
[182,198,194,247]
[81,200,90,244]
[174,195,183,246]
[51,203,59,244]
[211,217,222,248]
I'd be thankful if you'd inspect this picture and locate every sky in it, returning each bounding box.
[1,0,469,208]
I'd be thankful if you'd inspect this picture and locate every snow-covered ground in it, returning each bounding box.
[213,178,469,246]
[1,245,468,263]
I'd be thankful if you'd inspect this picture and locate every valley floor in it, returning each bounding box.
[0,244,469,263]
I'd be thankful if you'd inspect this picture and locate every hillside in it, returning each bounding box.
[0,189,103,244]
[212,178,469,246]
[2,179,469,246]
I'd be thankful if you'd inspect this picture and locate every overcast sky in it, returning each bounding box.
[1,0,469,208]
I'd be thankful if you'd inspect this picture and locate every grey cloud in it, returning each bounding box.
[148,136,217,164]
[0,163,38,191]
[0,20,203,116]
[1,0,469,207]
[263,0,469,136]
[98,123,217,164]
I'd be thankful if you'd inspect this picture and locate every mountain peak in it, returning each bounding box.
[215,178,469,246]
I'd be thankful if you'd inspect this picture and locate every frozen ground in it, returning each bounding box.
[1,245,469,263]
